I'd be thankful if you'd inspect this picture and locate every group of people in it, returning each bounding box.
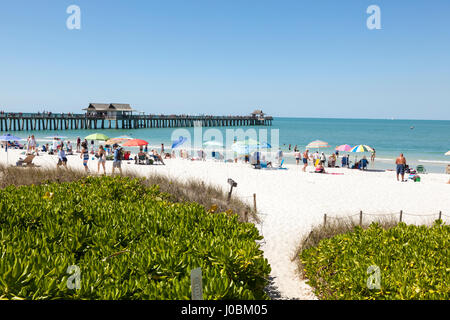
[295,149,371,172]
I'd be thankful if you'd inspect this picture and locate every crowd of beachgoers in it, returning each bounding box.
[3,134,447,185]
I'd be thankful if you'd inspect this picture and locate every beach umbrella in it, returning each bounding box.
[172,136,187,149]
[122,139,149,147]
[349,144,374,165]
[335,144,353,152]
[350,145,374,153]
[0,133,24,165]
[85,133,109,141]
[306,140,330,149]
[105,136,132,145]
[445,151,450,156]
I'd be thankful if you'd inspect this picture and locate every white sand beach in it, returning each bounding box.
[2,149,450,299]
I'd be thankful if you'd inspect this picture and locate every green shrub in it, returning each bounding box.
[300,222,450,300]
[0,176,270,300]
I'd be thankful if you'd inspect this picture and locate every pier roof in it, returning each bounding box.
[83,103,134,112]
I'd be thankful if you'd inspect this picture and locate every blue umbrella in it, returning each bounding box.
[0,133,23,142]
[171,136,187,149]
[0,134,24,165]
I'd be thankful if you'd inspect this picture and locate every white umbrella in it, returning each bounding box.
[0,134,24,165]
[445,151,450,156]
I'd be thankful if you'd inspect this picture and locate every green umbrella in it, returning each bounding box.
[85,133,110,141]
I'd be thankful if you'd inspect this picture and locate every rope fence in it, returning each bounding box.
[323,210,448,227]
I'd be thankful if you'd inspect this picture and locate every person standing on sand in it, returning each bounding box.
[57,146,68,169]
[76,137,81,153]
[276,148,283,166]
[97,145,107,175]
[371,148,376,162]
[29,135,37,154]
[395,153,407,181]
[294,149,301,165]
[80,142,90,173]
[112,144,123,175]
[302,149,309,172]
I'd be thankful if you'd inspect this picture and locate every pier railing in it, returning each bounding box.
[0,113,273,131]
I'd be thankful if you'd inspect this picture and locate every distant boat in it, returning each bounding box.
[410,126,415,130]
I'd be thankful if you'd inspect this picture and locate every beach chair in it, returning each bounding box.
[135,154,151,165]
[416,165,426,174]
[16,154,36,167]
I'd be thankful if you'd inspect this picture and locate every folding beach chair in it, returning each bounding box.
[416,165,426,174]
[16,154,36,167]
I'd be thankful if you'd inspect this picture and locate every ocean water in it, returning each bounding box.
[8,117,450,173]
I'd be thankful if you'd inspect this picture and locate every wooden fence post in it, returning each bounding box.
[399,210,403,223]
[438,211,442,220]
[323,214,327,227]
[359,210,363,226]
[253,193,257,212]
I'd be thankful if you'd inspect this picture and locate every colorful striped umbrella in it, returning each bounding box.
[350,145,374,153]
[335,144,353,152]
[306,140,330,149]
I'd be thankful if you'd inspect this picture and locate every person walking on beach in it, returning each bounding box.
[57,146,68,169]
[302,149,309,172]
[29,135,37,154]
[80,142,90,173]
[76,137,81,153]
[320,152,326,166]
[371,148,376,162]
[112,144,123,175]
[312,151,320,167]
[97,145,107,175]
[341,153,347,168]
[395,153,407,181]
[294,149,301,165]
[276,148,283,166]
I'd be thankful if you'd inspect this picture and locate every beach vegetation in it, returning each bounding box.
[298,220,449,300]
[0,174,270,299]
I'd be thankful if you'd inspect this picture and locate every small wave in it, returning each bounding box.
[374,157,394,161]
[419,160,450,165]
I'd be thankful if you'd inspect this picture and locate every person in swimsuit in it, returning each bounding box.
[97,145,106,175]
[76,137,81,153]
[80,142,90,173]
[302,149,309,172]
[294,149,301,165]
[395,153,407,181]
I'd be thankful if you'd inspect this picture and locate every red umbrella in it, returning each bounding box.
[122,139,149,147]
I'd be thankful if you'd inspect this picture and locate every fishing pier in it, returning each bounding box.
[0,105,273,132]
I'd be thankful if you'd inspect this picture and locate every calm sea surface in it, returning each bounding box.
[12,117,450,173]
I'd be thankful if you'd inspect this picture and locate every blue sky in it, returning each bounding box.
[0,0,449,119]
